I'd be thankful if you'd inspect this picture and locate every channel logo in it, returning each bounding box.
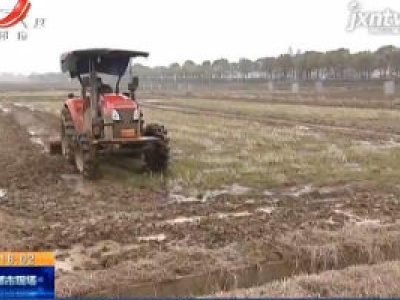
[0,0,31,28]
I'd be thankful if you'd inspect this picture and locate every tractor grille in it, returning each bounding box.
[113,109,139,138]
[117,109,135,124]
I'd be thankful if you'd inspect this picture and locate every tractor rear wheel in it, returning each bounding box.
[74,136,99,179]
[144,123,169,142]
[143,140,169,172]
[143,123,169,172]
[61,107,75,165]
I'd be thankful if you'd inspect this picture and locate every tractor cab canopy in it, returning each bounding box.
[61,48,149,78]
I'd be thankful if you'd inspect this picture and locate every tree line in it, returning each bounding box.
[132,45,400,83]
[6,45,398,85]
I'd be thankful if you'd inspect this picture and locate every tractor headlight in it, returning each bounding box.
[112,109,121,121]
[133,109,140,121]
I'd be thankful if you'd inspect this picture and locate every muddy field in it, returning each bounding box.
[1,85,400,297]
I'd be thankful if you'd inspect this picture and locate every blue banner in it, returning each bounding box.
[0,266,54,299]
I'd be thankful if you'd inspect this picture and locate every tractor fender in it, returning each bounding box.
[64,98,85,134]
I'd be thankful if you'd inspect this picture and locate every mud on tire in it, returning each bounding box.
[144,123,169,142]
[143,123,169,172]
[75,135,99,179]
[143,140,169,172]
[61,107,75,165]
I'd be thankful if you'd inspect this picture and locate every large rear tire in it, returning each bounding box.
[144,123,169,142]
[61,107,99,179]
[61,107,75,165]
[143,140,169,172]
[74,136,99,180]
[143,123,169,172]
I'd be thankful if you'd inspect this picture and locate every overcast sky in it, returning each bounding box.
[0,0,399,74]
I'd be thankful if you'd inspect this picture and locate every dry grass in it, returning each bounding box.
[155,98,400,131]
[278,222,400,272]
[145,106,400,193]
[219,260,400,297]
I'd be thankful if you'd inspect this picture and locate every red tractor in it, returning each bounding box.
[59,49,169,178]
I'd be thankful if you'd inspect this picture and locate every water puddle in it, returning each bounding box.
[5,103,57,152]
[256,207,275,214]
[0,104,10,114]
[13,102,36,111]
[317,185,352,197]
[345,162,363,172]
[144,100,163,104]
[311,197,343,205]
[61,174,98,197]
[91,260,292,297]
[165,216,203,225]
[56,240,139,273]
[170,184,253,204]
[263,190,275,196]
[56,260,74,273]
[138,234,167,242]
[216,212,252,219]
[356,140,400,151]
[30,137,45,148]
[225,184,252,195]
[28,127,47,136]
[296,125,310,131]
[26,126,49,151]
[355,219,381,226]
[55,244,88,273]
[293,125,322,139]
[202,167,230,174]
[172,148,184,157]
[169,194,204,203]
[333,209,381,226]
[205,184,252,198]
[278,184,354,200]
[164,209,268,226]
[283,184,316,198]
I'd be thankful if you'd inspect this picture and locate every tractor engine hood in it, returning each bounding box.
[100,94,138,115]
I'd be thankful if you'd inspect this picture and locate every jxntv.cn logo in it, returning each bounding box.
[346,1,400,34]
[0,0,46,42]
